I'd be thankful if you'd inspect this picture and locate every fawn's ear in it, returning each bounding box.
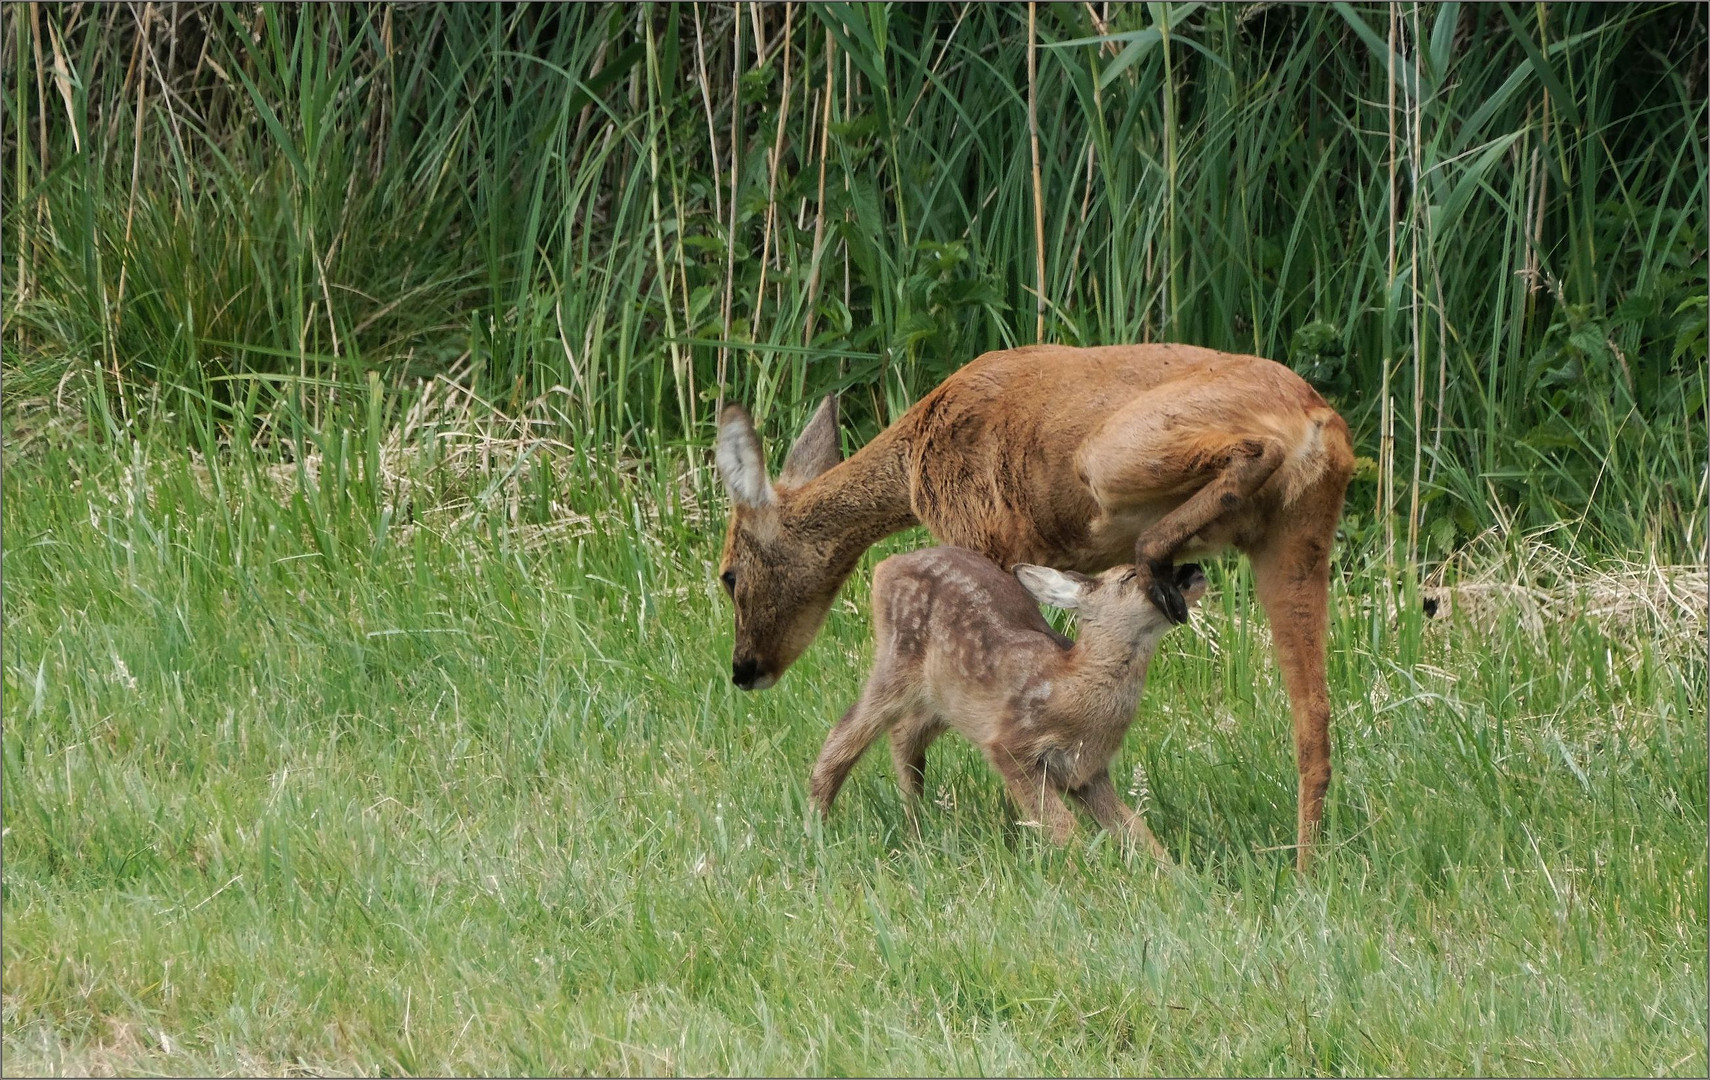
[778,395,841,489]
[715,405,774,508]
[1014,565,1093,610]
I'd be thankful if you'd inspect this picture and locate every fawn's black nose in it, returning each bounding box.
[732,657,762,690]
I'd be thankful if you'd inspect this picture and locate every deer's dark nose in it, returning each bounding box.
[732,657,762,690]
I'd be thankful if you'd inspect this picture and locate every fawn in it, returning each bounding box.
[807,545,1205,856]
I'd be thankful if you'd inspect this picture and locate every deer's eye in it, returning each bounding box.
[720,570,737,594]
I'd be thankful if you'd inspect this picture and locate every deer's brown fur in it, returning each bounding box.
[715,343,1354,871]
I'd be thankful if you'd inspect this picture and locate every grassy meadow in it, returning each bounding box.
[3,1,1707,1076]
[1,419,1705,1075]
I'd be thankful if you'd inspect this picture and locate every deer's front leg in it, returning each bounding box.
[1070,770,1171,862]
[988,749,1077,845]
[888,713,940,802]
[810,675,908,813]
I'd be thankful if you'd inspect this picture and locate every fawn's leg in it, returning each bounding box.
[988,749,1076,844]
[1070,770,1171,862]
[810,676,909,813]
[889,715,941,802]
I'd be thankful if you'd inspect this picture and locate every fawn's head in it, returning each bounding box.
[713,396,846,690]
[1013,561,1208,649]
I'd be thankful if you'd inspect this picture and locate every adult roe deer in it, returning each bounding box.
[713,344,1354,871]
[809,546,1208,855]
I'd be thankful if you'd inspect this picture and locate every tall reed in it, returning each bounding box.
[4,2,1705,563]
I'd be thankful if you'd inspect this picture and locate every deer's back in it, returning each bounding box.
[893,344,1336,567]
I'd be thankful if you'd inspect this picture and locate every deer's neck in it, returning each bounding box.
[783,422,919,568]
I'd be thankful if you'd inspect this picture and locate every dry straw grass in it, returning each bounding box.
[1422,526,1707,646]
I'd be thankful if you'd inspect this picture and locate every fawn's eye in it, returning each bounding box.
[720,570,737,594]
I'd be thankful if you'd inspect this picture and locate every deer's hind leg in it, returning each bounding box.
[1247,473,1347,873]
[1079,398,1285,623]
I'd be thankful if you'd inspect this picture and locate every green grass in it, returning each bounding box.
[3,422,1704,1076]
[3,6,1706,1070]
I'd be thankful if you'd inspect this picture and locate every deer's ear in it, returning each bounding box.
[1014,565,1092,610]
[715,405,774,508]
[1176,563,1208,606]
[778,395,841,489]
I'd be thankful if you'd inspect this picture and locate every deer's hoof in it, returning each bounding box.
[1146,575,1190,625]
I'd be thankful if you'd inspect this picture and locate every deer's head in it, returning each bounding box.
[713,396,846,690]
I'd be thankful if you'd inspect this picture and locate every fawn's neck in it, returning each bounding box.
[1059,629,1158,720]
